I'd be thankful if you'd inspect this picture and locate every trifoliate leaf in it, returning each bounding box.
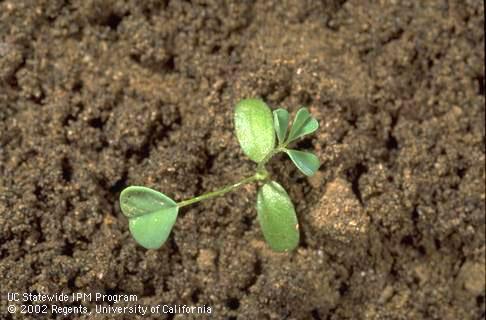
[287,108,319,143]
[286,149,320,176]
[273,108,289,144]
[120,186,178,249]
[234,99,276,163]
[257,181,299,252]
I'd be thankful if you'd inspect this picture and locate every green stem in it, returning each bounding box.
[177,172,266,208]
[177,143,288,209]
[256,145,287,171]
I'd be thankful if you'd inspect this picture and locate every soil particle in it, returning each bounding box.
[309,178,369,243]
[197,248,217,271]
[456,259,486,297]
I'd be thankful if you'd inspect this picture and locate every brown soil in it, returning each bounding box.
[1,1,484,319]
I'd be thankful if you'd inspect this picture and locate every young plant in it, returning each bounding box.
[120,99,319,252]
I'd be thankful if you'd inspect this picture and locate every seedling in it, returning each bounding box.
[120,99,319,252]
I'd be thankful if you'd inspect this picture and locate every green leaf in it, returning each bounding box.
[120,186,178,249]
[287,108,319,143]
[128,207,178,249]
[234,99,276,163]
[286,149,320,176]
[273,108,289,144]
[257,181,299,252]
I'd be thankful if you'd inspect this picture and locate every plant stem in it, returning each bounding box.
[177,172,266,208]
[177,143,288,209]
[256,145,287,171]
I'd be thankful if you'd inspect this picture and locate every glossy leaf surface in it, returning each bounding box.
[286,149,320,176]
[234,99,275,162]
[120,186,178,249]
[257,181,299,252]
[273,108,289,144]
[287,108,319,142]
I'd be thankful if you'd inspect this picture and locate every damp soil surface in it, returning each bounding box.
[1,1,485,319]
